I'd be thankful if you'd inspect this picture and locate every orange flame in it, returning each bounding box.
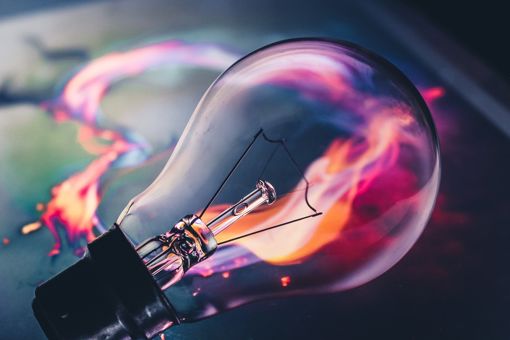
[202,112,405,265]
[41,127,133,255]
[22,41,237,255]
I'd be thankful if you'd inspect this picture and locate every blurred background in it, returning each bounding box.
[0,0,509,339]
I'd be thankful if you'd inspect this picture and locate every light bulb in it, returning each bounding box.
[33,38,440,339]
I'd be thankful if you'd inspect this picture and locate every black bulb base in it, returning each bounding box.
[33,225,178,340]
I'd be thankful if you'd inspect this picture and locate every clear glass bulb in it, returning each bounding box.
[116,38,440,324]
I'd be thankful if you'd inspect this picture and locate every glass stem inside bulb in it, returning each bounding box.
[135,180,276,291]
[207,180,276,235]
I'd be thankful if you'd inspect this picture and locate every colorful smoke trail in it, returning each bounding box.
[22,40,239,255]
[21,39,444,284]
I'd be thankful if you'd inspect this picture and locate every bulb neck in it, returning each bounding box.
[137,215,217,290]
[33,225,178,340]
[137,180,277,292]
